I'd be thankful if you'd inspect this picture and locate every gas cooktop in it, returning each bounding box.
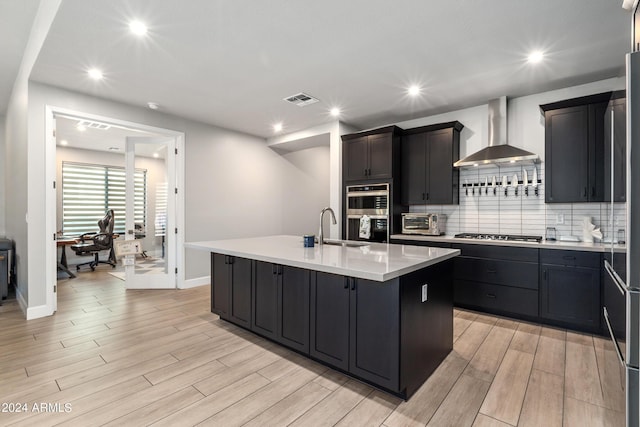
[454,233,543,243]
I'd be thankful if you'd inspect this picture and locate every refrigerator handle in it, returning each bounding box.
[604,259,628,296]
[603,307,626,368]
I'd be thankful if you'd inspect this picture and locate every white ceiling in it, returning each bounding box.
[56,115,166,158]
[7,1,635,138]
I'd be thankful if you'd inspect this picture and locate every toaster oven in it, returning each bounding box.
[401,213,446,236]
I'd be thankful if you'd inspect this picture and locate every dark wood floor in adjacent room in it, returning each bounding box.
[0,271,625,426]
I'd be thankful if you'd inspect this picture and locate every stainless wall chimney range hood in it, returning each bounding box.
[453,97,539,168]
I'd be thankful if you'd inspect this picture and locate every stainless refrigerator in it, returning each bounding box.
[603,6,640,426]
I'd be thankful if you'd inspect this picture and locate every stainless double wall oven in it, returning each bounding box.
[345,183,389,242]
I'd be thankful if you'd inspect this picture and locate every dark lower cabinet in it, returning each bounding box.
[540,250,601,333]
[310,273,399,389]
[310,272,350,370]
[349,277,400,391]
[211,253,230,319]
[311,264,452,397]
[452,244,539,320]
[211,253,251,327]
[253,261,310,353]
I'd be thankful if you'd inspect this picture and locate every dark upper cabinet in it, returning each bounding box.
[211,254,252,326]
[342,126,401,181]
[401,122,462,205]
[253,261,310,352]
[541,92,620,203]
[604,95,627,202]
[539,250,601,333]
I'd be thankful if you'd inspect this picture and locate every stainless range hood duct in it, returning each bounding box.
[453,96,539,167]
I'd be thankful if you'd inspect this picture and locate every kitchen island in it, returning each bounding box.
[186,235,460,399]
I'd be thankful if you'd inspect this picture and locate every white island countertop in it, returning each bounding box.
[186,235,460,282]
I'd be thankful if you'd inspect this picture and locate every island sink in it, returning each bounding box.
[185,235,460,399]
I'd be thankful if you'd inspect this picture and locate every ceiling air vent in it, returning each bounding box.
[283,92,319,107]
[77,120,111,130]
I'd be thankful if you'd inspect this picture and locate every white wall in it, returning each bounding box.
[5,76,29,305]
[24,81,329,312]
[0,115,5,236]
[400,77,627,240]
[55,146,167,263]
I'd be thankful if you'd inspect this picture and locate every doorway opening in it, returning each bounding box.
[45,106,185,313]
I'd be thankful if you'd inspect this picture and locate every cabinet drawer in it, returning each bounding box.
[454,280,538,317]
[452,244,538,263]
[540,249,600,268]
[454,257,538,290]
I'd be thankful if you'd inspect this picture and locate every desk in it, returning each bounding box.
[57,237,78,278]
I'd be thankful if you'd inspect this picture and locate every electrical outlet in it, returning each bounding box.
[421,284,428,302]
[556,213,565,225]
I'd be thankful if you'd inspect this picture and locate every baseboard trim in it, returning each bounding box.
[16,288,28,318]
[18,287,54,320]
[181,276,209,289]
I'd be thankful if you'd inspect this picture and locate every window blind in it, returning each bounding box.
[62,162,146,235]
[155,182,167,237]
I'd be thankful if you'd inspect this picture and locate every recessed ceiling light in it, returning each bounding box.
[129,20,148,36]
[330,107,341,117]
[147,102,159,110]
[60,139,68,146]
[88,68,103,80]
[108,147,120,151]
[527,50,544,64]
[153,153,159,158]
[76,123,87,132]
[273,123,283,132]
[408,85,421,97]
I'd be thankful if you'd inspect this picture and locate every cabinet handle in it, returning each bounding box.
[422,192,426,200]
[583,187,587,198]
[543,270,547,280]
[228,256,234,265]
[426,192,429,200]
[272,265,277,275]
[591,187,596,197]
[278,265,283,275]
[486,293,496,299]
[344,279,349,289]
[351,278,356,291]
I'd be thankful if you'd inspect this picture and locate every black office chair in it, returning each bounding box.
[71,210,117,271]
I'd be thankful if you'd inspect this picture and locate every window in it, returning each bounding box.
[62,162,147,235]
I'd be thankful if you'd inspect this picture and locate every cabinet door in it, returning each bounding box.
[427,128,456,204]
[540,265,601,331]
[349,278,400,391]
[545,105,590,202]
[344,136,369,181]
[252,261,278,340]
[367,133,393,179]
[310,272,350,371]
[588,102,607,202]
[228,257,252,328]
[604,98,626,202]
[278,266,310,353]
[401,133,426,205]
[211,253,230,319]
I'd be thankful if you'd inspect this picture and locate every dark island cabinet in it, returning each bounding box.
[310,273,399,389]
[541,92,623,203]
[540,250,601,333]
[342,126,402,182]
[604,94,627,202]
[401,122,462,205]
[252,261,310,353]
[211,254,252,327]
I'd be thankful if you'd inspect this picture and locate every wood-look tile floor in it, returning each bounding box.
[0,271,625,426]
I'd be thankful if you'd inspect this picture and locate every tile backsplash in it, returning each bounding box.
[409,163,626,241]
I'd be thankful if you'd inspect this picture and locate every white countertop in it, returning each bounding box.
[185,235,460,282]
[390,234,626,253]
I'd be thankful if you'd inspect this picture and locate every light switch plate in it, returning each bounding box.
[421,284,428,302]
